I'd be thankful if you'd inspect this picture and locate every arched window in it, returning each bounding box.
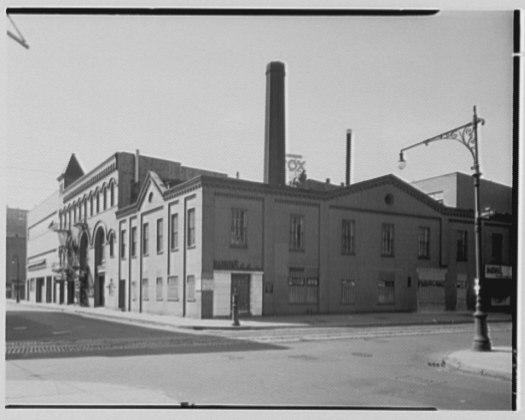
[110,182,115,207]
[103,186,107,211]
[108,232,115,258]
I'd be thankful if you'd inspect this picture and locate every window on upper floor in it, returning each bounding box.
[131,226,137,258]
[491,233,503,263]
[120,230,127,259]
[341,219,355,255]
[103,187,107,211]
[381,223,395,257]
[110,183,115,207]
[170,213,179,251]
[108,232,115,258]
[456,230,468,262]
[418,227,430,259]
[231,208,247,247]
[157,218,164,253]
[143,223,149,255]
[187,209,195,248]
[290,214,305,251]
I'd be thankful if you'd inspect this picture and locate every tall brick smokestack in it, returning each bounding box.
[264,61,286,186]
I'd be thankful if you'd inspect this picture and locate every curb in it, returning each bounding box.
[445,354,512,382]
[8,300,512,331]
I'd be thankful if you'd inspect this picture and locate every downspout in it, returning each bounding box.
[182,198,187,317]
[139,214,143,313]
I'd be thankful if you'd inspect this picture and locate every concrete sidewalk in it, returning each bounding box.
[6,299,514,384]
[6,299,513,330]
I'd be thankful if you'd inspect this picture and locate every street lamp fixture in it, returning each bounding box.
[398,152,407,170]
[397,106,491,351]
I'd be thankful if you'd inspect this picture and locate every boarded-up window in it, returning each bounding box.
[142,278,149,301]
[156,277,163,301]
[341,279,356,304]
[186,275,195,301]
[168,276,179,301]
[378,272,395,304]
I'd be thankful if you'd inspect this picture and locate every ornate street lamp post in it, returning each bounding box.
[398,106,491,351]
[11,254,20,303]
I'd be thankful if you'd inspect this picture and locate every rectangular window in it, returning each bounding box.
[418,227,430,259]
[131,226,137,258]
[456,230,468,261]
[341,219,355,255]
[187,208,195,248]
[341,279,356,305]
[378,272,395,304]
[170,213,179,250]
[142,278,149,301]
[157,218,164,253]
[290,214,305,251]
[156,277,163,301]
[167,276,179,301]
[491,233,503,262]
[96,193,100,213]
[143,223,149,255]
[103,188,107,210]
[381,223,395,256]
[120,230,127,259]
[231,208,248,246]
[186,275,195,301]
[90,196,94,216]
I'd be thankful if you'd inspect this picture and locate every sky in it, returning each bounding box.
[4,6,516,211]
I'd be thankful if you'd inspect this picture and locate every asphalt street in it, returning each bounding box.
[5,307,513,409]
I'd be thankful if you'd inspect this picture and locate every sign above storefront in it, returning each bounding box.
[485,265,512,279]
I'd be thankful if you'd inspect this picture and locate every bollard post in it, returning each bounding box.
[232,288,240,327]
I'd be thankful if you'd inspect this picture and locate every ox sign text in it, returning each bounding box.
[286,154,306,183]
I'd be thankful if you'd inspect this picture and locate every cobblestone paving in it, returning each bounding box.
[6,335,260,359]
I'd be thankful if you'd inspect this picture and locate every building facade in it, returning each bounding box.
[6,207,28,300]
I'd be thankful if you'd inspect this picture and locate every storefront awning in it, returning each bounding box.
[27,259,46,271]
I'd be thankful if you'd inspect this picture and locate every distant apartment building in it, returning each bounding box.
[6,207,28,300]
[26,191,61,304]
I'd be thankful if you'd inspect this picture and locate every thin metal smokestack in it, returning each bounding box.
[135,149,140,184]
[264,61,286,186]
[346,130,352,186]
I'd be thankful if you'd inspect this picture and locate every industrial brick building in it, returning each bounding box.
[24,61,513,317]
[5,207,28,300]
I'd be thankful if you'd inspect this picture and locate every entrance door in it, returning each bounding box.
[95,275,105,307]
[231,273,250,316]
[118,279,126,310]
[46,276,52,303]
[36,278,45,303]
